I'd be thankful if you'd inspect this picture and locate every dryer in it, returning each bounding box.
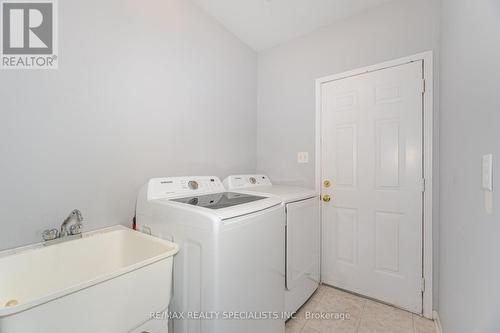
[136,176,285,333]
[223,175,320,315]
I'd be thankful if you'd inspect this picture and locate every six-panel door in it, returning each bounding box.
[320,61,424,313]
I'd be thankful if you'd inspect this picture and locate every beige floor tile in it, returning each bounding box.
[302,290,365,333]
[314,284,329,299]
[286,318,306,333]
[295,285,435,333]
[357,300,413,333]
[413,314,436,333]
[300,326,322,333]
[303,317,359,333]
[320,286,366,309]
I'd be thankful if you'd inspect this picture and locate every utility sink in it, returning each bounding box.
[0,225,178,333]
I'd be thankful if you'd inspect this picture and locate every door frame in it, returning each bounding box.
[314,51,434,318]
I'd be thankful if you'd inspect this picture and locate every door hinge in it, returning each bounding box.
[422,79,426,94]
[420,178,426,192]
[421,277,426,292]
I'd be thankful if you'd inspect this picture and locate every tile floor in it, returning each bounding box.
[286,285,436,333]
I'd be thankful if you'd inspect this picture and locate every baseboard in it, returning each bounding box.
[433,310,444,333]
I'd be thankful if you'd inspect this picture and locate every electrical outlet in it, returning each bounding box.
[297,152,309,164]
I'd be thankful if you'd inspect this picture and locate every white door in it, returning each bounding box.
[320,61,424,313]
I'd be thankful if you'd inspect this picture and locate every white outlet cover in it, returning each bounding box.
[297,152,309,164]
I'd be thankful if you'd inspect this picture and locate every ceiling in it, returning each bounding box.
[192,0,398,51]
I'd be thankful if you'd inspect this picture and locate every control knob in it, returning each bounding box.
[188,181,199,190]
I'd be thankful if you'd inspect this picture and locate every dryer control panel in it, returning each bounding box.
[223,174,272,189]
[148,176,224,200]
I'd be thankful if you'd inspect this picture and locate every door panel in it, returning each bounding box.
[335,207,357,264]
[374,211,402,273]
[335,125,357,187]
[375,120,400,187]
[321,61,424,313]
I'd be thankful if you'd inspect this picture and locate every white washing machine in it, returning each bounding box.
[136,176,285,333]
[223,175,320,315]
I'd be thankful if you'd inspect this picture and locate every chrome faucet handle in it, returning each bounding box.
[69,223,82,235]
[42,228,59,241]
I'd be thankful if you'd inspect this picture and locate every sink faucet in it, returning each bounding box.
[42,209,84,242]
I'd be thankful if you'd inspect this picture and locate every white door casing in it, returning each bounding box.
[319,60,425,314]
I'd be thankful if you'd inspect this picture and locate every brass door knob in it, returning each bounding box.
[323,180,331,188]
[322,195,331,202]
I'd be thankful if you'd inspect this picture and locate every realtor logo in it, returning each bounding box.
[1,0,58,69]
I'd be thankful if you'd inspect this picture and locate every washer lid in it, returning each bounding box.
[171,192,267,210]
[160,191,282,220]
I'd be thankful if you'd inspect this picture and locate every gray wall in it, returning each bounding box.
[0,0,257,250]
[256,0,441,308]
[439,0,500,332]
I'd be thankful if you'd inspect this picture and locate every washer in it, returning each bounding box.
[136,176,285,333]
[223,175,320,315]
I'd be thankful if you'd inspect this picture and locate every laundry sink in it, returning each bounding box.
[0,225,178,333]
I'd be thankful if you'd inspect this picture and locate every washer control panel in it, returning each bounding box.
[148,176,224,200]
[223,175,272,189]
